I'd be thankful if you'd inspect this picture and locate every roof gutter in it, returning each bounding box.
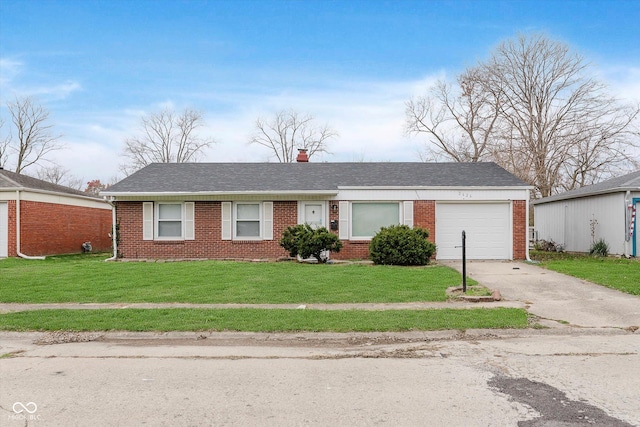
[15,190,46,260]
[337,185,534,190]
[100,190,339,198]
[2,186,107,204]
[532,187,640,205]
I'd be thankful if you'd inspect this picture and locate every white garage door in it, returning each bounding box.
[436,203,511,260]
[0,202,8,258]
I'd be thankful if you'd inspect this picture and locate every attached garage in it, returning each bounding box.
[436,202,512,260]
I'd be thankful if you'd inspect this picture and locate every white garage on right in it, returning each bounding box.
[533,170,640,257]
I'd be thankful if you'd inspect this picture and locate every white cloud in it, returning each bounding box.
[28,80,82,100]
[198,73,443,164]
[0,58,23,86]
[5,71,447,181]
[599,66,640,103]
[0,57,81,101]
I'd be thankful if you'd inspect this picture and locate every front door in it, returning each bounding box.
[303,203,324,229]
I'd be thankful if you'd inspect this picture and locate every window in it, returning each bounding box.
[221,202,273,241]
[235,203,261,238]
[144,202,194,241]
[351,202,400,238]
[156,203,183,238]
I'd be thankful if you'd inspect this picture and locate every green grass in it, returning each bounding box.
[530,250,640,296]
[0,254,474,304]
[0,308,528,332]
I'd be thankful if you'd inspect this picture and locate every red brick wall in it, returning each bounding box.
[116,201,295,259]
[512,200,527,260]
[115,199,527,260]
[414,200,436,241]
[17,200,112,256]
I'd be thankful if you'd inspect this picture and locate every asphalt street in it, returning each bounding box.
[2,260,639,426]
[1,328,639,426]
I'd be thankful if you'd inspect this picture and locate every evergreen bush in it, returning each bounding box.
[369,225,436,265]
[280,224,342,263]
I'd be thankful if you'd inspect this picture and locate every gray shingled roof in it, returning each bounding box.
[0,168,90,198]
[533,170,640,205]
[104,162,529,194]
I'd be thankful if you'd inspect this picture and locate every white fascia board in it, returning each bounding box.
[336,187,531,202]
[337,186,534,191]
[532,188,639,205]
[2,187,108,205]
[101,190,339,200]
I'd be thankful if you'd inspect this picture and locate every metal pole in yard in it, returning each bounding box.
[462,230,467,293]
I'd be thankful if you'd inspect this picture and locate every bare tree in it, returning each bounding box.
[121,108,214,175]
[35,164,84,190]
[3,96,62,173]
[405,67,501,162]
[482,34,639,197]
[249,110,337,162]
[36,164,69,185]
[406,33,640,198]
[0,118,10,168]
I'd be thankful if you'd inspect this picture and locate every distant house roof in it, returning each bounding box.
[102,162,530,196]
[533,170,640,205]
[0,168,93,199]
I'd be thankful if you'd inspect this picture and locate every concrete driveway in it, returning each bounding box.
[442,260,640,329]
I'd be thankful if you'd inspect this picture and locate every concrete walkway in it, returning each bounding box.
[0,300,524,314]
[442,260,640,329]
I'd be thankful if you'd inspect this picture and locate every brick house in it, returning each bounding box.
[102,158,531,261]
[0,169,112,258]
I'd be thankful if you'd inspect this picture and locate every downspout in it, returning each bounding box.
[525,198,534,262]
[104,197,117,261]
[15,190,46,260]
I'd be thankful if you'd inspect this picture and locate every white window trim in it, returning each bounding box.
[233,202,262,240]
[349,201,402,240]
[154,202,185,240]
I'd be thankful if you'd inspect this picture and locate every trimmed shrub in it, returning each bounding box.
[369,225,436,266]
[589,238,609,257]
[280,224,343,263]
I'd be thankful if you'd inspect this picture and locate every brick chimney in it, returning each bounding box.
[296,148,309,163]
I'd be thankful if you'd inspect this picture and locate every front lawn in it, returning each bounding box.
[0,254,474,304]
[530,251,640,296]
[0,307,528,332]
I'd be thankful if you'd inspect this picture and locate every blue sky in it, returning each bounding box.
[1,0,639,182]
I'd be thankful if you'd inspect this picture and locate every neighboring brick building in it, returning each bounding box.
[0,169,112,258]
[102,157,532,261]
